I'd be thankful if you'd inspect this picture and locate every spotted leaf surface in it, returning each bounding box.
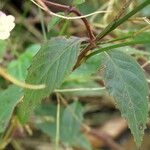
[18,37,82,123]
[102,50,149,146]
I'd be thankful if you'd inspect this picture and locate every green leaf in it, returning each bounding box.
[0,86,22,133]
[60,53,104,97]
[35,101,91,149]
[0,40,7,60]
[74,134,92,150]
[18,37,82,123]
[61,101,83,145]
[7,44,40,81]
[102,50,149,146]
[35,103,64,140]
[74,0,85,5]
[117,46,150,56]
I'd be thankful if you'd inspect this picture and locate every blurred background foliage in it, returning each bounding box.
[0,0,150,150]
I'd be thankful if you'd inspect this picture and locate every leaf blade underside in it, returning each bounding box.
[18,37,82,123]
[102,50,149,146]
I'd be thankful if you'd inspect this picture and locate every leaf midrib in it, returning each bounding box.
[30,40,79,87]
[105,52,140,139]
[30,39,79,74]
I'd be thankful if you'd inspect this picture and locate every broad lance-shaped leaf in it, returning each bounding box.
[102,50,149,146]
[18,37,82,123]
[0,86,22,133]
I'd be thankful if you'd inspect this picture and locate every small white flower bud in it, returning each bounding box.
[0,11,15,40]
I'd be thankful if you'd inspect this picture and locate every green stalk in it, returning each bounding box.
[39,8,47,41]
[97,35,131,45]
[55,95,60,150]
[88,39,150,58]
[59,20,70,36]
[96,0,150,41]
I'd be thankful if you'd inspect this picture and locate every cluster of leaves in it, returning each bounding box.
[0,0,150,149]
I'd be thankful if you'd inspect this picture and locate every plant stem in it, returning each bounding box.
[59,20,70,36]
[88,39,150,59]
[98,35,131,45]
[96,0,150,41]
[0,117,17,149]
[55,94,60,150]
[39,8,47,41]
[73,0,150,69]
[35,0,150,70]
[55,87,105,93]
[42,0,95,42]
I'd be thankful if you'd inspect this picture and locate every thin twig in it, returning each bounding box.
[0,67,45,89]
[115,0,133,20]
[39,8,47,41]
[143,17,150,24]
[103,0,115,24]
[39,0,96,42]
[31,0,150,70]
[74,0,133,70]
[55,94,61,150]
[142,61,150,68]
[73,0,150,69]
[90,129,124,150]
[31,0,110,19]
[54,87,105,93]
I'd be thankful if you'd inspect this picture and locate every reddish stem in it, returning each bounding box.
[43,0,95,42]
